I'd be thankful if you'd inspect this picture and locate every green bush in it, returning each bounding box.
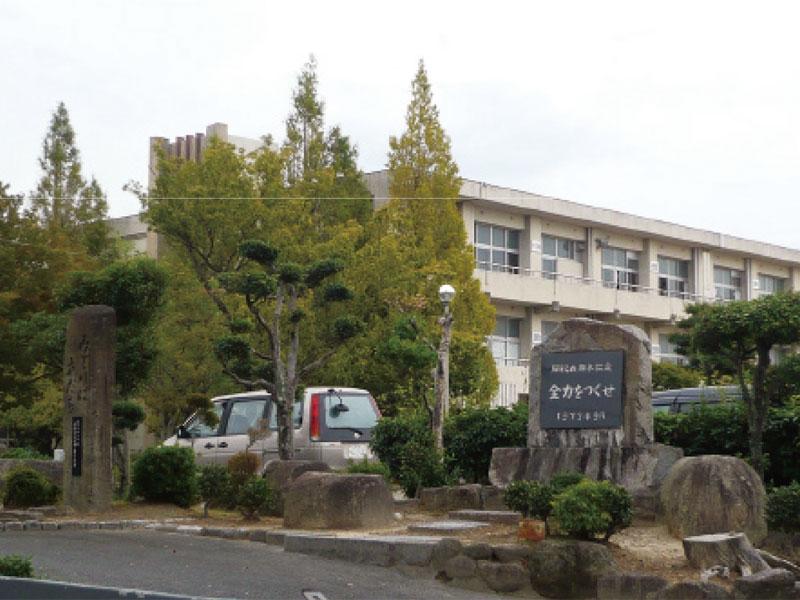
[0,555,34,577]
[767,355,800,404]
[549,471,586,495]
[227,451,260,490]
[237,476,277,520]
[443,402,528,483]
[131,446,198,507]
[652,361,702,391]
[345,459,391,482]
[654,401,800,485]
[551,480,632,541]
[198,465,235,513]
[3,467,59,508]
[767,483,800,533]
[0,447,49,460]
[503,480,554,519]
[371,413,449,497]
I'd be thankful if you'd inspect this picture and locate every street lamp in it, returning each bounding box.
[433,284,455,451]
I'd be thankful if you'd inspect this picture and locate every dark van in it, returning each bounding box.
[652,385,742,414]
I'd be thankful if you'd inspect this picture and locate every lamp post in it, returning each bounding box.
[433,284,455,452]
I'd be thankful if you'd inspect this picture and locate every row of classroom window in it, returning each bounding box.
[474,221,787,300]
[490,316,685,367]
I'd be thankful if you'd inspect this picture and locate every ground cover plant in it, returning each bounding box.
[0,555,34,578]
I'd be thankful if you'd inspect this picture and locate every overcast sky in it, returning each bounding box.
[3,0,799,249]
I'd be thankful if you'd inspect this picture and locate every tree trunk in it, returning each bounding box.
[749,347,771,479]
[683,532,769,576]
[432,311,453,452]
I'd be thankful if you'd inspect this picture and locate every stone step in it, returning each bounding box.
[447,510,521,525]
[407,520,490,533]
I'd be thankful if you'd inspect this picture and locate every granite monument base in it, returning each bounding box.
[488,444,683,506]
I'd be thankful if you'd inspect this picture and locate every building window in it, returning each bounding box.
[658,256,690,298]
[714,267,743,301]
[541,320,559,343]
[658,334,686,365]
[475,222,520,273]
[759,274,786,296]
[491,316,521,366]
[542,235,583,279]
[602,247,640,291]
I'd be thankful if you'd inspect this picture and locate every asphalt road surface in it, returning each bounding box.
[0,530,497,600]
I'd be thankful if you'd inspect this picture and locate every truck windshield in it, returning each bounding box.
[185,402,224,438]
[324,393,379,431]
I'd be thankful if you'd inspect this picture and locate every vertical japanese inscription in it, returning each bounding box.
[71,416,82,476]
[540,350,624,428]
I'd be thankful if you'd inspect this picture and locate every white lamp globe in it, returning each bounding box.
[438,284,456,305]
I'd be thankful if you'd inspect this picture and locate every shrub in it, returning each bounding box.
[131,446,198,507]
[371,413,449,497]
[767,482,800,533]
[227,451,260,490]
[0,447,49,460]
[549,471,586,495]
[443,402,528,483]
[3,467,58,508]
[237,476,277,520]
[0,555,34,577]
[198,465,235,515]
[345,459,391,482]
[652,361,702,391]
[551,480,632,541]
[654,401,800,485]
[503,480,554,520]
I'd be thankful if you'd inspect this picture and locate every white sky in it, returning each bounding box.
[2,0,800,249]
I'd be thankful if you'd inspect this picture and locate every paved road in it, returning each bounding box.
[0,530,495,599]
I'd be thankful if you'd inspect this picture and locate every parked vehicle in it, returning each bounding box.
[652,385,742,414]
[164,387,381,469]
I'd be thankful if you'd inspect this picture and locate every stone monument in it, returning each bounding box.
[489,319,682,508]
[62,305,115,512]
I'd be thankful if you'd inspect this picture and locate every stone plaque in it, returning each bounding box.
[71,417,83,476]
[540,350,624,428]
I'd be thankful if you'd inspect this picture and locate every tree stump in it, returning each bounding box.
[683,533,769,575]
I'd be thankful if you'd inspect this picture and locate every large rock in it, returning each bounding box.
[733,568,797,600]
[262,459,330,515]
[477,560,528,593]
[527,539,618,598]
[419,484,482,513]
[282,472,394,529]
[661,455,767,544]
[596,572,668,599]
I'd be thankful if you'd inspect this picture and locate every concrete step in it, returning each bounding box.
[447,510,521,525]
[407,520,490,533]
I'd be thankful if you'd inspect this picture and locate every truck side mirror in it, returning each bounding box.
[176,425,191,439]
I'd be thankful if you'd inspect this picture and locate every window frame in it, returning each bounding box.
[601,247,640,292]
[713,266,743,301]
[474,222,521,274]
[490,316,522,367]
[658,256,690,299]
[759,274,786,296]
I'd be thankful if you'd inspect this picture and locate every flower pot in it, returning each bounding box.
[518,517,546,542]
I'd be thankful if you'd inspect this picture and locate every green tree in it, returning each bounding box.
[30,102,113,258]
[674,293,800,477]
[337,60,496,429]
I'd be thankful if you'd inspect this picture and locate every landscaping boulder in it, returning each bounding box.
[262,459,330,516]
[596,572,668,599]
[733,568,796,600]
[431,538,463,570]
[652,581,731,599]
[660,455,767,544]
[527,539,617,598]
[443,555,476,579]
[477,560,528,593]
[419,484,482,513]
[282,472,393,529]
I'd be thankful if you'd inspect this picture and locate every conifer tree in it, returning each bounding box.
[31,102,111,256]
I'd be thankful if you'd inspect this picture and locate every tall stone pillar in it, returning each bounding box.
[62,305,115,512]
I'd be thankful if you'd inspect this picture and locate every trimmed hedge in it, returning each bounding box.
[551,479,632,541]
[654,401,800,485]
[443,402,527,484]
[131,446,198,507]
[3,467,59,508]
[0,555,34,577]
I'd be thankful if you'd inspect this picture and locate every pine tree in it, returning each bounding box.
[31,102,111,256]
